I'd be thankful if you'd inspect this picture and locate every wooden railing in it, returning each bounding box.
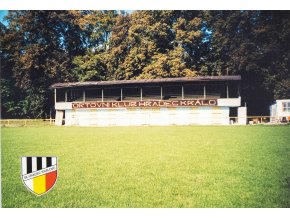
[0,119,55,127]
[0,116,288,127]
[230,116,288,124]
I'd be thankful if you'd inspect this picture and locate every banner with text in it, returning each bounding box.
[72,99,218,109]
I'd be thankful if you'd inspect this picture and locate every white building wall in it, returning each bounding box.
[55,98,241,126]
[237,107,247,125]
[55,97,241,111]
[276,100,290,117]
[270,99,290,122]
[64,107,230,126]
[55,110,64,126]
[269,104,277,122]
[55,102,72,110]
[217,97,241,107]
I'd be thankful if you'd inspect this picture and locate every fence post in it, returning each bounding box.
[50,109,52,125]
[8,120,10,125]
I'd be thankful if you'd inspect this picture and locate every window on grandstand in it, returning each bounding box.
[183,85,204,99]
[142,86,161,100]
[162,86,182,100]
[103,88,121,101]
[123,87,141,101]
[206,84,227,99]
[85,89,102,101]
[282,102,290,112]
[67,89,82,102]
[56,89,66,102]
[228,83,239,98]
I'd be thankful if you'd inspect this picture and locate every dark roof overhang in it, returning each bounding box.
[50,75,241,89]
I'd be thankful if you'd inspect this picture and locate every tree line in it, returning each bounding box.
[1,10,289,118]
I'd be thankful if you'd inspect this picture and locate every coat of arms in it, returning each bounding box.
[21,156,58,196]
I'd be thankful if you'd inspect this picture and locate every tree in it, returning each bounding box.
[107,10,205,80]
[1,11,87,118]
[1,10,290,118]
[71,11,118,81]
[205,11,290,114]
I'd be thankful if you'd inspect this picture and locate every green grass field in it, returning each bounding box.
[1,125,290,208]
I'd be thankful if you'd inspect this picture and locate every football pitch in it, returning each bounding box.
[1,125,290,208]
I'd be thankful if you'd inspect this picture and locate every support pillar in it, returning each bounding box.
[54,88,56,104]
[182,86,184,100]
[238,107,247,125]
[121,88,123,101]
[140,87,143,101]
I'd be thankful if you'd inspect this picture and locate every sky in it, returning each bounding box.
[0,10,134,26]
[0,10,8,25]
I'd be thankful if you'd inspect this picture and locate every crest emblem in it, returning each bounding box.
[21,156,58,196]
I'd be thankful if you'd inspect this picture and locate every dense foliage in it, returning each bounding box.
[1,10,289,118]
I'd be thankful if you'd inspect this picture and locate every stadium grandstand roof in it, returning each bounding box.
[50,75,241,89]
